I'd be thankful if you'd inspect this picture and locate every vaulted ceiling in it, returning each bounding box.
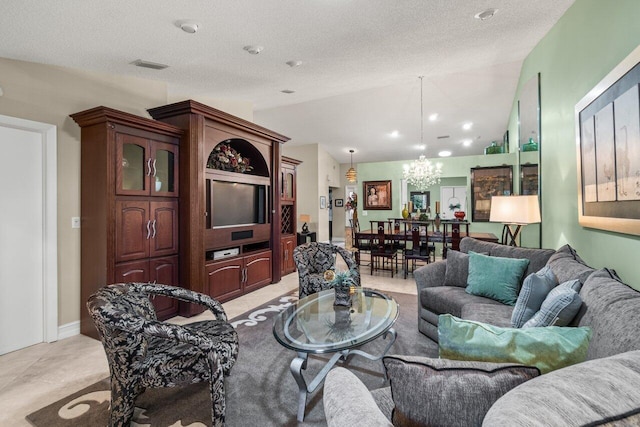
[0,0,574,162]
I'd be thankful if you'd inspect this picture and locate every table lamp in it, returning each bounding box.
[489,195,541,246]
[299,214,311,233]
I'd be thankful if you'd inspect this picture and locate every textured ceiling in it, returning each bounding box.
[0,0,574,163]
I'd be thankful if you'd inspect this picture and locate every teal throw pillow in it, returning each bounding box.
[522,279,583,328]
[511,266,558,328]
[438,314,592,374]
[465,251,530,305]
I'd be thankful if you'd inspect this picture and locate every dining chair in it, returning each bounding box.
[369,221,398,277]
[402,221,433,278]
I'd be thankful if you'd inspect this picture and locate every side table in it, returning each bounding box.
[297,232,317,246]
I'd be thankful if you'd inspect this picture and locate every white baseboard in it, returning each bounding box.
[57,321,80,340]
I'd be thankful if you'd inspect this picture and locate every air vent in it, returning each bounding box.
[281,89,295,94]
[437,135,450,139]
[130,60,169,70]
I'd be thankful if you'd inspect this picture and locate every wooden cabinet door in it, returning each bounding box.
[149,200,179,257]
[281,164,296,202]
[245,250,272,292]
[116,133,150,196]
[281,237,296,275]
[149,256,179,319]
[115,200,150,262]
[114,259,149,283]
[205,258,243,301]
[150,141,179,197]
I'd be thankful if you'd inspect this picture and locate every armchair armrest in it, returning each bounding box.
[134,282,228,321]
[413,260,447,295]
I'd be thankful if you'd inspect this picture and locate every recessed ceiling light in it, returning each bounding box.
[438,150,452,157]
[243,45,264,55]
[462,122,473,130]
[416,144,426,150]
[390,130,399,138]
[474,8,498,20]
[286,60,302,67]
[281,89,295,94]
[429,113,438,121]
[462,139,473,147]
[179,21,199,34]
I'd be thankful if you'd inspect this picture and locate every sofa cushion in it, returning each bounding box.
[438,314,592,374]
[545,244,594,284]
[466,252,530,305]
[421,286,502,317]
[383,355,539,427]
[574,268,640,360]
[511,266,558,327]
[483,350,640,427]
[522,279,583,328]
[443,250,472,288]
[461,303,513,327]
[459,237,555,277]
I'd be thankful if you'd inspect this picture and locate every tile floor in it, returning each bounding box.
[0,260,423,426]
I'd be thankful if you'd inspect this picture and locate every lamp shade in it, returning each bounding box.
[489,195,541,225]
[299,214,311,223]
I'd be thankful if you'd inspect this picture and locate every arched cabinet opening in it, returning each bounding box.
[206,138,269,177]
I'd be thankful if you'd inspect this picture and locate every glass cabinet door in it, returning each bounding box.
[151,142,179,197]
[116,134,149,196]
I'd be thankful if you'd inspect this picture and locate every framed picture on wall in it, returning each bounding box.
[575,44,640,236]
[320,196,326,209]
[409,191,430,213]
[471,166,513,222]
[363,180,392,210]
[335,198,344,207]
[521,164,539,195]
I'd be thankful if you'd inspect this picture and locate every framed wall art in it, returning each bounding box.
[575,44,640,236]
[521,164,539,196]
[470,166,513,222]
[334,198,344,207]
[409,191,430,213]
[320,196,327,209]
[363,180,392,210]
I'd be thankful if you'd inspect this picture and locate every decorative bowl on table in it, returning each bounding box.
[454,211,466,221]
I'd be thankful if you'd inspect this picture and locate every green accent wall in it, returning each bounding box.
[509,0,640,289]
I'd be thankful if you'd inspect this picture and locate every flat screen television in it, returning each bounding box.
[209,180,267,227]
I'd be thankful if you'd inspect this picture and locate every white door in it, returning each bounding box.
[0,117,57,354]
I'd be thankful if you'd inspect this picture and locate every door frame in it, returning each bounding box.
[0,114,58,344]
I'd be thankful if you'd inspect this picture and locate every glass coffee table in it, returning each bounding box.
[273,287,399,421]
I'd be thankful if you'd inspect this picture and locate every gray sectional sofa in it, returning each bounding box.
[323,238,640,426]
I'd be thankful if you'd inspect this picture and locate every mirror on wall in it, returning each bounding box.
[518,73,541,248]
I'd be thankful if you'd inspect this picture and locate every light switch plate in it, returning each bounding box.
[71,217,80,228]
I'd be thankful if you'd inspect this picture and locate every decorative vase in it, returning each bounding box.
[402,204,409,219]
[434,213,441,232]
[334,286,352,307]
[454,211,466,221]
[523,137,539,152]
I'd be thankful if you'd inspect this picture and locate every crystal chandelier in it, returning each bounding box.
[402,76,443,190]
[345,149,357,183]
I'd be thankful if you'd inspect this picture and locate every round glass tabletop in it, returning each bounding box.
[272,288,399,354]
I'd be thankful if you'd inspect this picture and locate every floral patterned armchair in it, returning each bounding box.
[293,242,361,298]
[87,282,239,427]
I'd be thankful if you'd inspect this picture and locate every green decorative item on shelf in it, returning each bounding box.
[419,213,429,221]
[207,142,253,173]
[522,137,539,152]
[484,141,502,155]
[402,204,410,219]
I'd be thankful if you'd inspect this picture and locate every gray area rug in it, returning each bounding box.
[26,290,438,426]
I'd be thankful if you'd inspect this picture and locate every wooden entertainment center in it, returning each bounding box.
[73,100,295,337]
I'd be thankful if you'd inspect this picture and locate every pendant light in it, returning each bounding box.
[346,149,357,183]
[402,76,443,190]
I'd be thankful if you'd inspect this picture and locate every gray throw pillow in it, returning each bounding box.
[511,266,558,328]
[383,355,540,427]
[523,279,583,327]
[443,250,471,288]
